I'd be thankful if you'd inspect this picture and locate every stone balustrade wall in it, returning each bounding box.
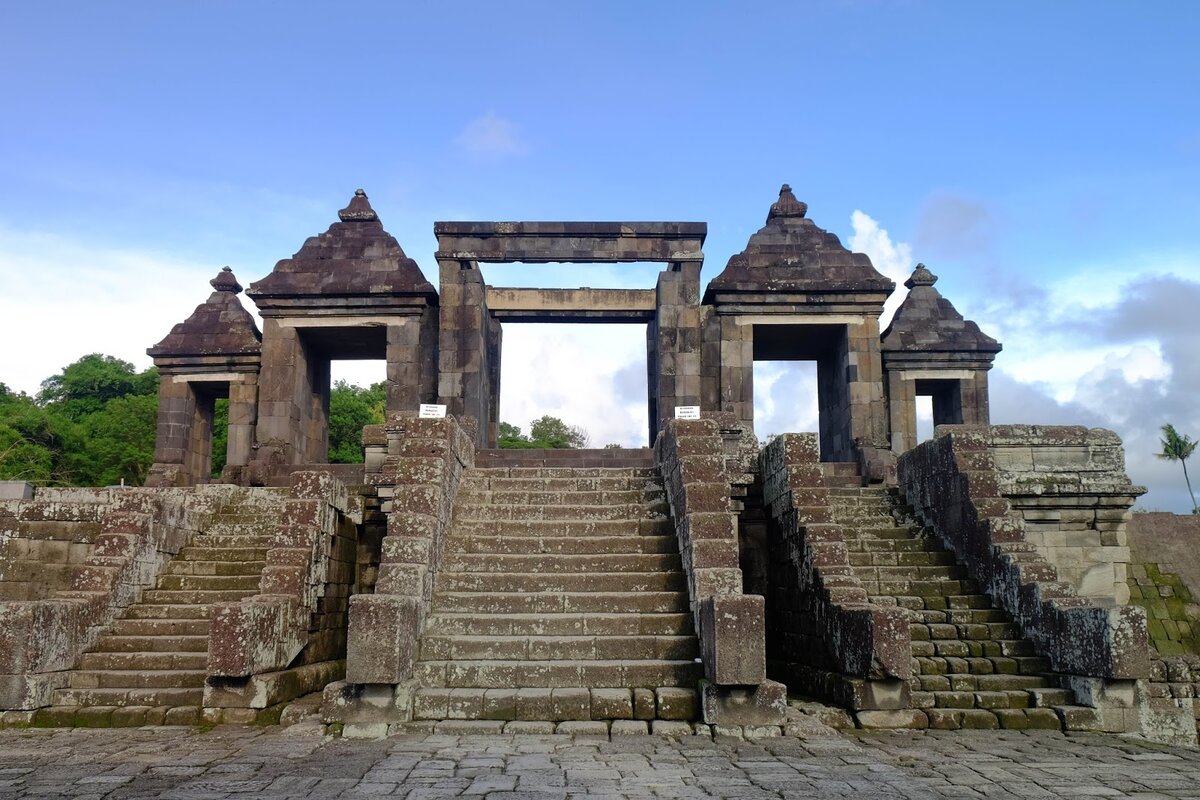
[760,433,911,711]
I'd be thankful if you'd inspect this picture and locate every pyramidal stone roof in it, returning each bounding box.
[881,264,1001,353]
[148,267,262,358]
[704,184,895,302]
[248,189,436,302]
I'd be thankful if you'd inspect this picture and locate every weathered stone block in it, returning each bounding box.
[345,594,422,684]
[700,680,786,726]
[699,594,765,685]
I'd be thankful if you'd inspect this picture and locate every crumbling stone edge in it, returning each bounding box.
[323,414,474,725]
[760,433,911,713]
[0,486,221,710]
[205,473,359,710]
[655,417,786,726]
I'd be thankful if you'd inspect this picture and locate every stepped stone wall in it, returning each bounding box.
[760,433,910,710]
[0,487,213,709]
[205,475,359,712]
[344,414,474,686]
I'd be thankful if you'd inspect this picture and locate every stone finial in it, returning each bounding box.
[210,266,243,294]
[904,263,938,290]
[338,188,378,222]
[767,183,808,222]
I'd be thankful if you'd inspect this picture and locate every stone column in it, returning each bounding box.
[886,370,917,454]
[717,316,753,425]
[960,371,991,425]
[651,264,702,435]
[386,317,423,414]
[437,260,494,446]
[145,376,197,487]
[186,391,216,483]
[225,376,258,470]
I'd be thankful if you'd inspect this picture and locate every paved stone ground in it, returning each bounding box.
[0,726,1198,799]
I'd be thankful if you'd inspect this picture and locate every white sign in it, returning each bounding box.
[674,406,701,420]
[418,404,447,419]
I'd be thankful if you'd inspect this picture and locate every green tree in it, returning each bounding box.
[1158,423,1198,514]
[327,381,386,463]
[498,416,590,449]
[0,384,81,484]
[70,394,157,486]
[37,354,157,420]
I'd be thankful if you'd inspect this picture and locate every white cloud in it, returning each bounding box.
[498,324,648,447]
[455,112,528,157]
[849,210,913,328]
[0,226,224,395]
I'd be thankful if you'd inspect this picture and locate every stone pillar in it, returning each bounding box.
[960,371,991,425]
[437,260,495,446]
[146,377,197,487]
[253,319,324,466]
[652,263,702,435]
[646,320,659,442]
[186,391,216,483]
[717,317,753,424]
[886,370,917,454]
[225,377,258,469]
[386,317,423,414]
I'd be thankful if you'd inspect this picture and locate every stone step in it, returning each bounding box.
[433,591,690,615]
[156,574,262,592]
[185,535,273,549]
[452,519,672,538]
[123,604,213,620]
[141,589,259,604]
[109,618,211,637]
[201,523,277,538]
[469,467,659,479]
[410,686,697,722]
[413,659,703,689]
[456,489,665,506]
[51,687,204,708]
[845,539,939,555]
[445,535,680,556]
[456,502,669,522]
[910,622,1023,642]
[67,669,207,690]
[852,565,968,581]
[849,551,956,567]
[442,553,682,572]
[165,559,267,576]
[909,639,1040,660]
[460,476,662,492]
[856,579,982,597]
[419,635,699,661]
[90,635,209,654]
[78,651,208,671]
[435,571,686,594]
[841,525,922,540]
[912,660,1055,687]
[426,612,694,637]
[915,607,1011,624]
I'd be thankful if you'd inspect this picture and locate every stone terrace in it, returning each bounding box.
[1,727,1199,799]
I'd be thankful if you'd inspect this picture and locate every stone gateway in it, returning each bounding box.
[1,186,1195,746]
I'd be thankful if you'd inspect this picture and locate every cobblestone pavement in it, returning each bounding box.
[0,726,1198,799]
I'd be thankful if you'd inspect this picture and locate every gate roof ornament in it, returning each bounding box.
[147,267,262,360]
[882,263,1002,355]
[248,189,436,311]
[704,184,895,303]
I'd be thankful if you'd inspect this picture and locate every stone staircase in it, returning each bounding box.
[40,488,288,726]
[408,457,704,727]
[830,482,1087,730]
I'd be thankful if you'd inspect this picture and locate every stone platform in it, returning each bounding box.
[0,727,1198,799]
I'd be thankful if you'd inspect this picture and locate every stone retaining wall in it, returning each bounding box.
[205,475,359,711]
[760,433,910,710]
[0,487,208,709]
[655,418,783,725]
[897,426,1148,681]
[344,414,474,686]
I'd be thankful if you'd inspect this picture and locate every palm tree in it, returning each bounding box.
[1157,424,1198,514]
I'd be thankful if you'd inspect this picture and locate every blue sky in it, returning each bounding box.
[1,1,1198,510]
